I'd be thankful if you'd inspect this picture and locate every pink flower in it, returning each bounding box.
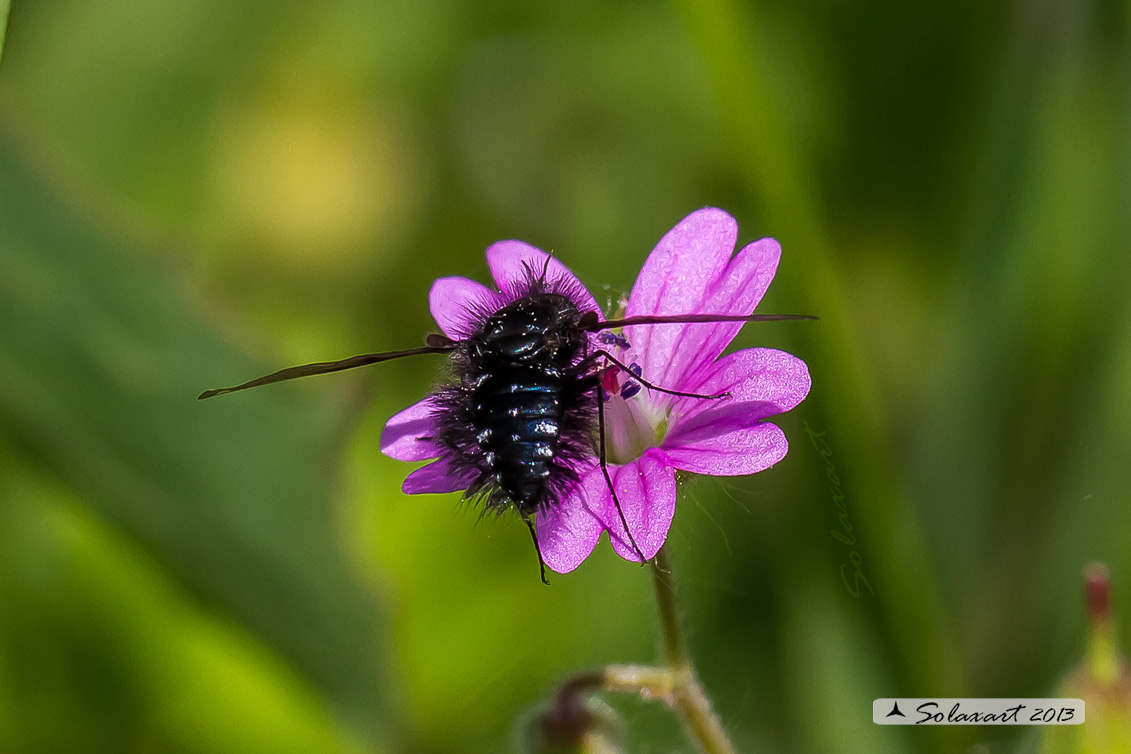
[380,208,810,574]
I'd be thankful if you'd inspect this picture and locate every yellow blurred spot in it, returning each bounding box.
[209,84,425,271]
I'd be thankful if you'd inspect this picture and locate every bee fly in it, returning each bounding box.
[200,260,812,583]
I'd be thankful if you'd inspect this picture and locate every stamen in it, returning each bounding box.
[596,331,632,350]
[619,362,643,399]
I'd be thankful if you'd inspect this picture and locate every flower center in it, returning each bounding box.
[593,328,671,464]
[603,390,667,465]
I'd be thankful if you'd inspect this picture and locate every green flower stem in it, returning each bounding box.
[551,547,736,752]
[556,663,733,753]
[595,665,677,699]
[651,544,737,754]
[651,544,686,669]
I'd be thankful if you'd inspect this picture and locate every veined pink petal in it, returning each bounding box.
[485,240,603,315]
[536,469,607,574]
[601,449,676,562]
[659,347,807,476]
[429,276,503,339]
[380,398,441,461]
[668,238,781,390]
[671,348,811,427]
[664,399,780,446]
[625,208,738,389]
[663,422,788,476]
[402,457,476,494]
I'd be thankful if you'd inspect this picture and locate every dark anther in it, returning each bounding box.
[596,331,632,350]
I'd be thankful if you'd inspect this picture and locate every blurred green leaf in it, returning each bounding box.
[671,2,961,749]
[0,0,9,64]
[0,137,383,732]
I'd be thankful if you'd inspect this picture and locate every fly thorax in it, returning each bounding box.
[476,295,584,365]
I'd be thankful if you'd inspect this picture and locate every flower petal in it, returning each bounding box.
[380,398,441,461]
[536,470,607,574]
[429,276,503,339]
[537,450,676,570]
[402,457,476,494]
[660,348,808,476]
[486,240,603,315]
[663,422,788,476]
[602,449,677,562]
[667,237,781,389]
[670,347,811,427]
[624,208,738,388]
[665,399,782,447]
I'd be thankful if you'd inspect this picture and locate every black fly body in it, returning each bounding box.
[201,260,813,583]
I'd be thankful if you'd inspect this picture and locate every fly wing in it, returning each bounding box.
[198,344,453,399]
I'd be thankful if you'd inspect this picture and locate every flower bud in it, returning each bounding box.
[514,692,625,754]
[1040,563,1131,753]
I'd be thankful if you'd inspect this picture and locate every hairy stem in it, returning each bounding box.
[551,547,738,752]
[651,544,737,754]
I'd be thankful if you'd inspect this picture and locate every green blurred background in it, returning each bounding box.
[1,1,1128,752]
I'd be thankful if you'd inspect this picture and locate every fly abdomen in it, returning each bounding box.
[473,363,567,510]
